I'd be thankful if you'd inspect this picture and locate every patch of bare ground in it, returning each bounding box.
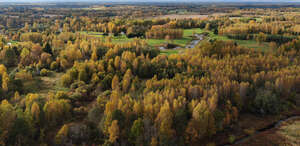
[212,94,300,146]
[233,117,300,146]
[39,72,69,97]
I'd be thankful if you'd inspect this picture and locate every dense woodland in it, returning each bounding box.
[0,2,299,146]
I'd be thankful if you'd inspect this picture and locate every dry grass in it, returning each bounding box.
[278,119,300,145]
[39,72,69,97]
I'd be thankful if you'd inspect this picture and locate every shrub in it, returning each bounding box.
[253,89,281,115]
[70,92,82,101]
[70,81,86,89]
[55,91,69,99]
[40,69,50,76]
[15,70,32,80]
[50,62,58,70]
[228,135,236,144]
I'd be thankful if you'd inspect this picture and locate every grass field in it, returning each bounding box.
[183,28,206,37]
[81,28,204,47]
[147,28,205,55]
[111,35,134,44]
[208,31,230,41]
[160,49,180,55]
[236,40,270,52]
[80,31,134,44]
[146,28,205,47]
[204,31,271,52]
[80,28,271,55]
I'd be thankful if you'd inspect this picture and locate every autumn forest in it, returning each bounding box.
[0,1,299,146]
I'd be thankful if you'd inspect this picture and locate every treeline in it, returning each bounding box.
[4,17,216,40]
[146,26,184,39]
[226,33,296,44]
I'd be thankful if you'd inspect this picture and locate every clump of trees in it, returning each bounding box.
[146,25,183,39]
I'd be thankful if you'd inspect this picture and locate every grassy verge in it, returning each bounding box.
[160,49,180,55]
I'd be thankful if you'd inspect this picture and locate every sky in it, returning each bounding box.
[1,0,300,3]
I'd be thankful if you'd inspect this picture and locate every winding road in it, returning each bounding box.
[159,34,205,50]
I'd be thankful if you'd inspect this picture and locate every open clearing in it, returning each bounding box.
[233,117,300,146]
[80,28,271,55]
[151,14,208,19]
[80,28,204,47]
[278,118,300,145]
[39,73,69,95]
[23,72,69,97]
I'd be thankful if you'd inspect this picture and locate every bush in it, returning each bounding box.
[40,69,51,76]
[70,92,82,101]
[253,89,281,115]
[50,62,58,70]
[55,91,69,99]
[228,135,236,144]
[15,70,32,80]
[70,81,86,89]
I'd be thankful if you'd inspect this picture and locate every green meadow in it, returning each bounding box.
[80,28,271,55]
